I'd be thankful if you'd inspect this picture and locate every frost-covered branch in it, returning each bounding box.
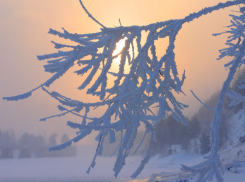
[182,8,245,182]
[79,0,106,29]
[3,0,245,180]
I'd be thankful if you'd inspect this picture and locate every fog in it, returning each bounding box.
[0,0,239,144]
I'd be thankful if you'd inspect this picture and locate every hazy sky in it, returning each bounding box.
[0,0,240,144]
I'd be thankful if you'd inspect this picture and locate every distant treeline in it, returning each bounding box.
[104,69,245,158]
[148,88,229,156]
[148,68,245,157]
[0,131,76,159]
[151,115,201,156]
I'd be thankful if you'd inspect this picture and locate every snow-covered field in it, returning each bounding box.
[0,143,203,182]
[149,141,245,182]
[1,143,245,182]
[1,142,245,182]
[0,154,198,182]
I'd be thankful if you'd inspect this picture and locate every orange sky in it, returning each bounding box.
[0,0,240,144]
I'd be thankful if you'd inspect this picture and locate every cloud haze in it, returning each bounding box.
[0,0,239,144]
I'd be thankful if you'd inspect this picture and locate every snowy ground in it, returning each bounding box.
[0,154,203,182]
[0,145,204,182]
[149,142,245,182]
[1,144,245,182]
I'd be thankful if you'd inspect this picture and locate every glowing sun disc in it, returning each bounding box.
[112,37,134,65]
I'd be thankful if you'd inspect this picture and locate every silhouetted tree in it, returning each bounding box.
[60,134,69,144]
[49,133,57,146]
[199,130,211,155]
[18,132,31,147]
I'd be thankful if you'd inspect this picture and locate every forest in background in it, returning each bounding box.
[0,131,76,159]
[2,69,245,159]
[102,68,245,157]
[149,68,245,157]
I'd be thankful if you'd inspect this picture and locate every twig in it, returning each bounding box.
[79,0,106,29]
[190,90,215,111]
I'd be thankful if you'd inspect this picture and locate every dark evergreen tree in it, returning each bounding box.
[151,114,176,156]
[179,124,190,151]
[219,113,229,147]
[19,133,46,148]
[199,130,211,155]
[0,130,17,148]
[18,132,31,147]
[49,133,57,146]
[0,130,17,158]
[188,117,200,139]
[18,133,32,158]
[151,114,200,155]
[34,135,46,147]
[60,134,69,144]
[32,135,47,158]
[0,130,2,148]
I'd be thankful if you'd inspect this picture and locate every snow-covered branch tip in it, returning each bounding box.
[79,0,106,29]
[190,90,215,111]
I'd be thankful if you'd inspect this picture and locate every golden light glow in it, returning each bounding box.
[112,37,134,66]
[112,37,126,65]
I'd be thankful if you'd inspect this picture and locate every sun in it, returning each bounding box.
[112,37,133,65]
